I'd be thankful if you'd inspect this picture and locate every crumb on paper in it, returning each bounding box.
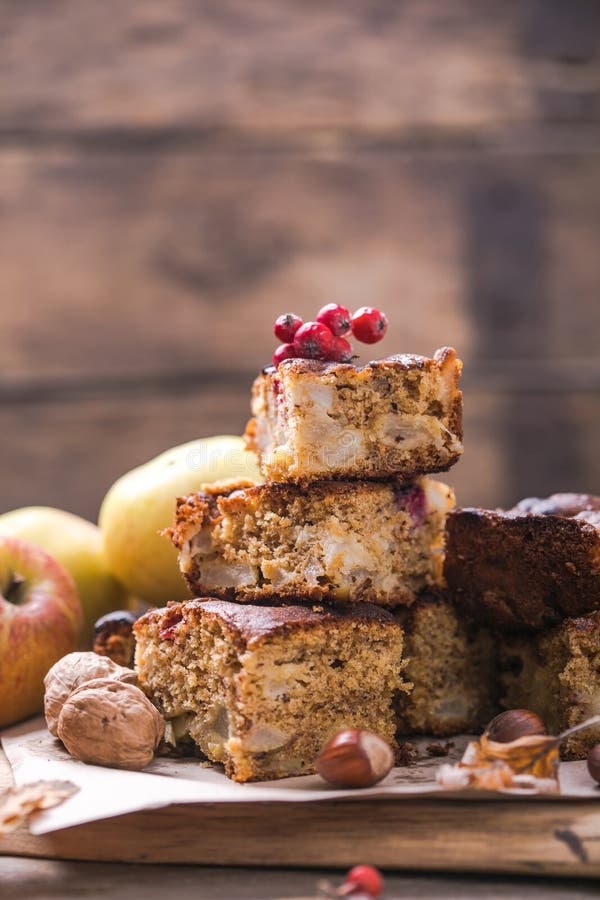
[0,780,79,836]
[426,740,455,757]
[395,741,417,766]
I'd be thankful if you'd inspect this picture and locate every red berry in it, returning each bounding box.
[274,313,303,343]
[344,865,383,897]
[328,335,353,363]
[272,343,296,367]
[351,307,388,344]
[316,303,351,337]
[293,321,334,359]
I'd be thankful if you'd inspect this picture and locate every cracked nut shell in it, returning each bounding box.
[485,709,547,743]
[57,678,165,770]
[44,651,138,737]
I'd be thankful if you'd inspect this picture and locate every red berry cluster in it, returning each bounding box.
[273,304,388,367]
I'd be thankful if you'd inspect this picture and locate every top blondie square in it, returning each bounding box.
[244,346,463,484]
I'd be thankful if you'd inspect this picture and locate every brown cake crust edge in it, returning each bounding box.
[445,506,600,631]
[135,598,400,650]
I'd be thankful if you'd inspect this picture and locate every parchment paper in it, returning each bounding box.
[2,718,598,835]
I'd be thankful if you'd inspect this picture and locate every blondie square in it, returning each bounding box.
[445,493,600,631]
[167,477,455,608]
[244,348,463,484]
[395,593,497,736]
[499,611,600,760]
[134,599,407,782]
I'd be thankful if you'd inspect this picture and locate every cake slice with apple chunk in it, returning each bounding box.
[167,477,454,608]
[244,347,463,484]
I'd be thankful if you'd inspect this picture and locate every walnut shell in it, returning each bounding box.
[56,678,165,770]
[44,651,137,736]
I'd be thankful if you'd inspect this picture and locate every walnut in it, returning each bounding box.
[56,678,165,770]
[44,651,137,736]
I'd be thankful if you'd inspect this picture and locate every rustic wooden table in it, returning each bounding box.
[2,857,600,900]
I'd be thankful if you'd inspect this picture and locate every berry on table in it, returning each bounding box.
[351,307,388,344]
[317,303,351,337]
[274,312,303,343]
[343,864,384,897]
[293,321,334,359]
[329,335,353,363]
[272,343,296,367]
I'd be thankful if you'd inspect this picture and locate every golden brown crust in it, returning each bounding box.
[167,479,265,550]
[135,598,399,651]
[165,493,214,551]
[263,346,459,378]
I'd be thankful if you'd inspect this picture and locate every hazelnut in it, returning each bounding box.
[485,709,547,743]
[316,729,394,788]
[587,744,600,784]
[44,651,137,736]
[93,609,140,668]
[57,678,165,770]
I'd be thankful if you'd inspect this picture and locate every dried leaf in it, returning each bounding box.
[438,714,600,793]
[0,780,78,836]
[478,733,560,779]
[437,732,560,793]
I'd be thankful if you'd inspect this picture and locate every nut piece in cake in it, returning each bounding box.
[134,599,407,783]
[499,611,600,760]
[395,593,497,736]
[444,493,600,631]
[167,478,454,608]
[244,348,463,484]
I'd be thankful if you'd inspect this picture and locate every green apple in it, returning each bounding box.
[98,436,259,606]
[0,507,128,645]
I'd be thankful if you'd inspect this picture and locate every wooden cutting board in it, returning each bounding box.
[2,749,600,878]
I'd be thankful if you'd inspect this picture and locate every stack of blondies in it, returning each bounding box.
[135,347,474,782]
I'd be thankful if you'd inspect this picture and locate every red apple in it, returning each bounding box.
[0,536,83,728]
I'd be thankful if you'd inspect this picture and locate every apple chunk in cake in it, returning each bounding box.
[167,477,455,607]
[244,347,463,483]
[134,599,407,782]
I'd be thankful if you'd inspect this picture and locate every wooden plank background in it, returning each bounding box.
[1,0,599,521]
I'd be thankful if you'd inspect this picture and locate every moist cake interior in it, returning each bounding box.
[396,595,498,736]
[135,600,406,782]
[171,477,454,607]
